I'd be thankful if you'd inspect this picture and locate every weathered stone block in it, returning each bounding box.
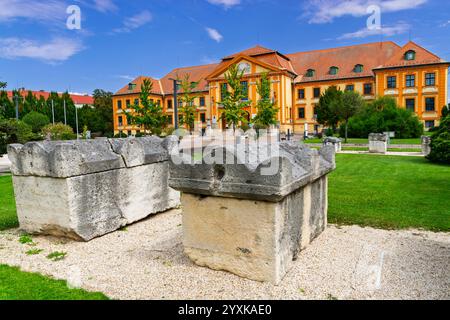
[323,137,342,153]
[169,141,335,284]
[421,136,431,156]
[8,137,181,241]
[369,133,388,154]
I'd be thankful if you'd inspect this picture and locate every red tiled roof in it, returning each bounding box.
[222,45,278,60]
[376,41,445,69]
[286,41,401,83]
[114,76,163,95]
[160,64,219,94]
[6,90,94,105]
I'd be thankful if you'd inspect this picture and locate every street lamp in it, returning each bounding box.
[14,93,19,120]
[169,78,181,130]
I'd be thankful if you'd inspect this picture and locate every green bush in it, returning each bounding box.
[22,111,50,133]
[0,118,34,155]
[427,116,450,164]
[41,123,76,141]
[341,96,423,139]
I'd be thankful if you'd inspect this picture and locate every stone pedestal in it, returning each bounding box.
[8,137,181,241]
[369,133,388,154]
[169,142,335,284]
[323,137,342,153]
[421,136,431,156]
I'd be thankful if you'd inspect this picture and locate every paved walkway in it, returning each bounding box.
[0,210,448,300]
[0,155,11,173]
[339,151,424,157]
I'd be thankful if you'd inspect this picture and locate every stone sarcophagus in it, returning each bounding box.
[7,137,180,241]
[169,140,336,284]
[323,137,342,153]
[369,133,388,154]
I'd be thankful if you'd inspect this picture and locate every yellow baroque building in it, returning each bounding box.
[113,41,449,135]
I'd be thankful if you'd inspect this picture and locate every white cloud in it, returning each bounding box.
[0,37,84,62]
[206,27,223,42]
[113,10,153,33]
[116,75,134,81]
[305,0,427,24]
[93,0,117,12]
[441,20,450,27]
[0,0,67,23]
[338,22,410,39]
[206,0,240,9]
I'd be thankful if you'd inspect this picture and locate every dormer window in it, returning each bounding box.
[329,66,339,75]
[128,83,136,91]
[306,69,315,77]
[354,64,364,73]
[405,50,416,61]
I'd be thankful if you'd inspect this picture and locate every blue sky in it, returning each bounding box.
[0,0,449,98]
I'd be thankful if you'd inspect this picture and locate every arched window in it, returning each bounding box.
[306,69,315,77]
[329,66,339,75]
[404,50,416,61]
[354,64,364,73]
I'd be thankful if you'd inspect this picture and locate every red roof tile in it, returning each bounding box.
[160,64,219,94]
[376,41,444,69]
[286,41,401,83]
[114,76,163,95]
[6,90,94,105]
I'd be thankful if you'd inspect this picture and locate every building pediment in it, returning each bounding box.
[206,54,282,80]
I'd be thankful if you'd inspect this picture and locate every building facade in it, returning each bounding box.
[113,41,449,135]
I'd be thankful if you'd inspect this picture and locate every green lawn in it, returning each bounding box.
[329,154,450,231]
[341,147,421,152]
[305,137,422,145]
[0,175,18,231]
[0,265,108,300]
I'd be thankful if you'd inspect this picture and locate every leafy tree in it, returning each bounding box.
[0,91,14,119]
[0,82,6,89]
[22,111,50,133]
[343,96,423,139]
[125,79,167,136]
[253,72,278,129]
[340,91,365,142]
[41,123,76,141]
[316,86,342,132]
[0,119,34,156]
[220,64,251,130]
[178,74,199,132]
[92,89,114,135]
[442,104,449,118]
[426,113,450,164]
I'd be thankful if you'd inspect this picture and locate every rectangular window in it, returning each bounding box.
[364,83,373,95]
[221,83,228,101]
[241,81,249,100]
[178,99,183,107]
[345,85,354,91]
[200,113,206,123]
[298,89,305,99]
[117,100,122,109]
[405,99,415,112]
[425,97,435,111]
[127,130,132,136]
[313,88,320,98]
[425,120,435,129]
[199,97,206,107]
[425,73,436,86]
[313,105,318,118]
[168,99,173,109]
[126,99,131,107]
[405,74,415,88]
[387,76,397,89]
[298,107,305,119]
[118,116,123,126]
[134,98,139,106]
[167,115,173,125]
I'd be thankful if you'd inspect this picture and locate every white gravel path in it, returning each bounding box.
[0,209,448,300]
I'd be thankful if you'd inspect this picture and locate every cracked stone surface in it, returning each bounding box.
[7,137,181,241]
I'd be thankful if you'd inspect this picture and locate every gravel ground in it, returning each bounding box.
[0,209,448,300]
